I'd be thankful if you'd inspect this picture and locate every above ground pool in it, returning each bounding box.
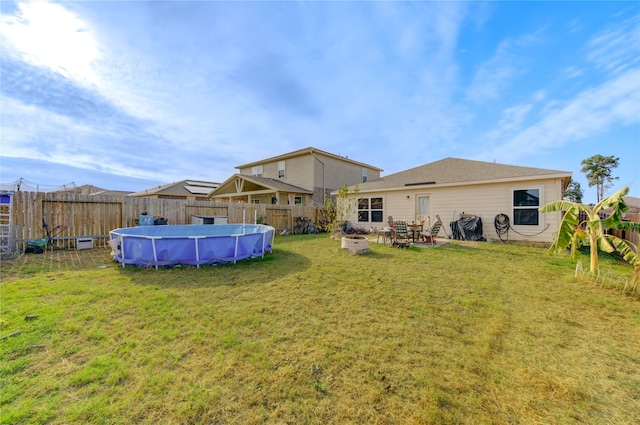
[109,224,275,268]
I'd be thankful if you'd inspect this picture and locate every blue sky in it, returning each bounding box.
[0,0,638,203]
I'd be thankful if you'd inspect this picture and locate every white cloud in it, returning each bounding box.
[497,104,532,134]
[563,66,584,79]
[0,96,173,182]
[465,47,517,102]
[0,0,101,85]
[465,39,521,103]
[465,30,545,104]
[531,90,546,102]
[585,13,640,74]
[482,68,640,162]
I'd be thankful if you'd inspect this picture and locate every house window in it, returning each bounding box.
[278,161,285,178]
[513,189,540,225]
[294,196,302,205]
[362,168,368,183]
[253,199,260,204]
[358,197,383,223]
[251,165,263,177]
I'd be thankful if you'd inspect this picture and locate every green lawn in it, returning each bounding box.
[1,235,639,424]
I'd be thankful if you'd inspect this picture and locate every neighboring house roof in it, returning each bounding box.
[51,184,106,194]
[0,179,132,195]
[345,157,572,192]
[623,196,640,212]
[210,174,313,197]
[93,189,133,197]
[235,146,383,172]
[130,180,220,197]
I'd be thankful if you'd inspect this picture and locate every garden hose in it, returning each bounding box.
[494,214,510,242]
[494,213,550,243]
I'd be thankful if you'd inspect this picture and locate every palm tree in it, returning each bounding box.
[539,185,630,274]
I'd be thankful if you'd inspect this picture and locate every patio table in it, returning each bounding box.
[407,223,423,242]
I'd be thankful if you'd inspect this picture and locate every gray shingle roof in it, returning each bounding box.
[240,175,313,193]
[353,158,572,191]
[130,180,219,197]
[209,174,313,197]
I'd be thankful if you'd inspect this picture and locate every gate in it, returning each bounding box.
[266,207,291,232]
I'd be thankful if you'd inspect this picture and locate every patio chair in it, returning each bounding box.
[387,216,394,228]
[392,220,411,248]
[419,215,443,247]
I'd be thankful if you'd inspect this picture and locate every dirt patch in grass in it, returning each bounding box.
[2,235,639,424]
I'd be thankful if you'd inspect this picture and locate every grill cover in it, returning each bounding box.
[450,216,486,241]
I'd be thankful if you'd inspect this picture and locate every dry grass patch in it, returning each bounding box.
[1,234,639,424]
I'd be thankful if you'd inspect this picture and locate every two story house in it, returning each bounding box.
[209,147,383,206]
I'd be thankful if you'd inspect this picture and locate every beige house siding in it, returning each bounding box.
[344,178,564,243]
[262,162,278,178]
[284,156,316,191]
[322,156,361,188]
[310,152,381,202]
[239,156,315,188]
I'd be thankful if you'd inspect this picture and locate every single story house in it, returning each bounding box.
[335,157,572,243]
[209,147,383,206]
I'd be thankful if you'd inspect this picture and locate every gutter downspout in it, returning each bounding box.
[310,150,325,206]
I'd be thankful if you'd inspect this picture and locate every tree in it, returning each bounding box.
[540,185,629,274]
[327,184,359,236]
[580,154,619,202]
[563,179,584,203]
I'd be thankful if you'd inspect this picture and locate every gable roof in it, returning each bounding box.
[129,180,220,197]
[209,174,313,197]
[623,196,640,210]
[51,184,105,194]
[235,146,383,172]
[349,158,572,192]
[93,189,133,197]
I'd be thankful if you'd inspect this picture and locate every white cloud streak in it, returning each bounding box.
[482,68,640,162]
[465,34,541,103]
[586,13,640,73]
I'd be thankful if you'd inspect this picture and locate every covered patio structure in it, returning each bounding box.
[208,174,314,206]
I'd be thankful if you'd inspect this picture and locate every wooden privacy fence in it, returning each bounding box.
[8,192,318,250]
[609,213,639,251]
[573,211,639,252]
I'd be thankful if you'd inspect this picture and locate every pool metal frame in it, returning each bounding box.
[109,224,275,269]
